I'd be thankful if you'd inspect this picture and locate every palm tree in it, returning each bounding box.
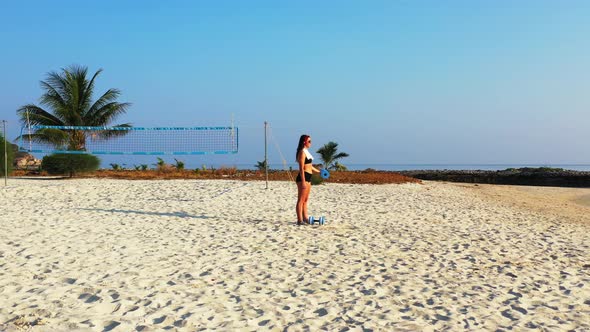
[316,141,349,170]
[17,65,131,151]
[255,160,267,171]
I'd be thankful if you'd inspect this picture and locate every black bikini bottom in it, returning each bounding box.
[296,172,312,183]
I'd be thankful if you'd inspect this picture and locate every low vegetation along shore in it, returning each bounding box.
[11,166,590,187]
[399,167,590,188]
[12,168,420,185]
[10,167,590,187]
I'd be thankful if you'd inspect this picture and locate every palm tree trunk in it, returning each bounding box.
[68,130,86,151]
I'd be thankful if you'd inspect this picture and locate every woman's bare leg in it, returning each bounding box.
[296,182,305,222]
[301,182,311,221]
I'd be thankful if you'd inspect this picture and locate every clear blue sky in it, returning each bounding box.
[1,1,589,167]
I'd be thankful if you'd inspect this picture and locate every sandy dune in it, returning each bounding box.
[1,179,589,331]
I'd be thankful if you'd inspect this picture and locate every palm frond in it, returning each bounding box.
[17,129,69,148]
[17,105,64,127]
[42,70,74,124]
[39,81,67,114]
[91,102,132,126]
[334,152,350,159]
[44,70,69,100]
[90,124,133,140]
[74,66,93,118]
[86,89,124,122]
[80,68,102,118]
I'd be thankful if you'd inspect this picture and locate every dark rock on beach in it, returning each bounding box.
[397,167,590,188]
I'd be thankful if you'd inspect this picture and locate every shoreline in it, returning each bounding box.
[446,182,590,224]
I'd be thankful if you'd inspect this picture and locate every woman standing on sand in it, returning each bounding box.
[295,134,321,225]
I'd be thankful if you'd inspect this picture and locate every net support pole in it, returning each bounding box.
[264,121,268,189]
[2,120,7,186]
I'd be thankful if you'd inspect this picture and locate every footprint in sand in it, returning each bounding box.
[58,278,75,286]
[78,293,101,303]
[101,320,121,331]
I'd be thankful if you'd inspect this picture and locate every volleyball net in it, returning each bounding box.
[19,125,238,155]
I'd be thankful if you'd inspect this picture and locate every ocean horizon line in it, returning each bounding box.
[260,163,590,172]
[96,161,590,172]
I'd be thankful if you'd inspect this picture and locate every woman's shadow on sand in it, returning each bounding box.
[77,208,212,219]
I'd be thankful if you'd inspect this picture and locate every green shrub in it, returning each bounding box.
[174,158,185,170]
[504,167,565,173]
[311,173,324,185]
[42,153,100,177]
[154,157,167,171]
[0,133,15,176]
[134,164,148,171]
[535,167,564,173]
[255,160,267,171]
[333,162,348,171]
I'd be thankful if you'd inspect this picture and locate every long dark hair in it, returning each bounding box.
[296,134,309,161]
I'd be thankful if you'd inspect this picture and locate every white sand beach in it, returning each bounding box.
[1,179,589,331]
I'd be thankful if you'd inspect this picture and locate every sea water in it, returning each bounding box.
[95,154,590,172]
